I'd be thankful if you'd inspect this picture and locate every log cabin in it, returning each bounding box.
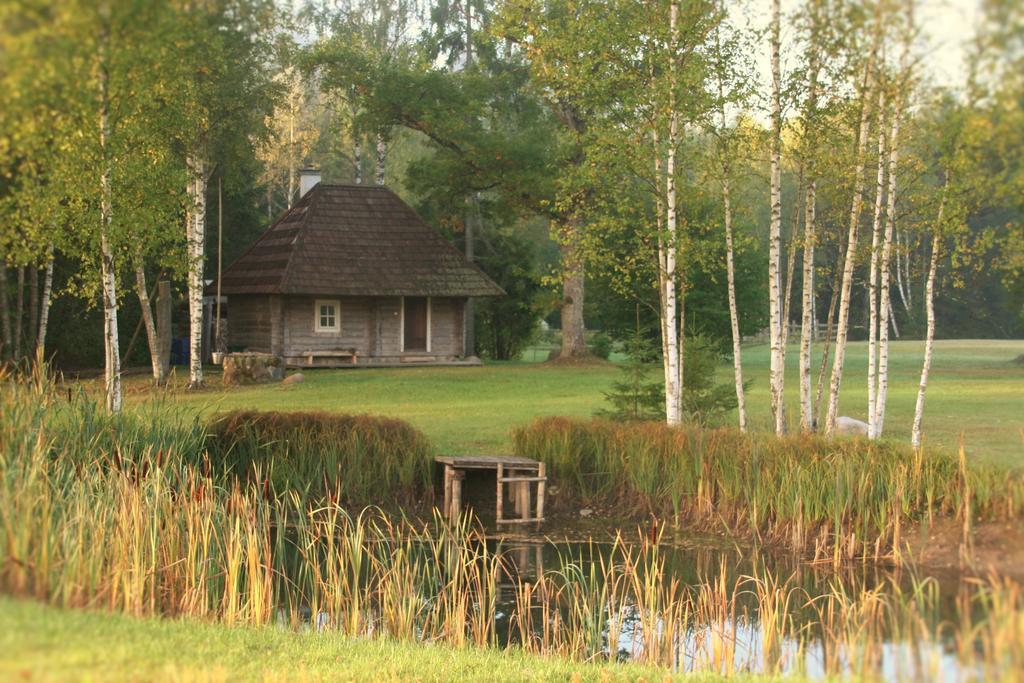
[218,173,503,367]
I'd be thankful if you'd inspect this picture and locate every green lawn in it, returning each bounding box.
[130,339,1024,466]
[0,597,768,682]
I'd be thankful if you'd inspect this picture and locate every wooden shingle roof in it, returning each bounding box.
[219,184,504,297]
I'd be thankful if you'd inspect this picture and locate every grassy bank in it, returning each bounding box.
[514,417,1024,562]
[1,597,732,683]
[120,339,1024,465]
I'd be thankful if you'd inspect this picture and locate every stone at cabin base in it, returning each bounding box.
[221,352,283,386]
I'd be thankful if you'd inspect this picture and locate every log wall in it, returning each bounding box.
[226,294,467,363]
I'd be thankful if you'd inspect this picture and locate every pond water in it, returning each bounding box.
[487,537,982,681]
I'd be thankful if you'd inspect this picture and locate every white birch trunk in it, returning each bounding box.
[888,297,899,338]
[798,3,822,430]
[824,56,877,435]
[133,257,165,385]
[895,229,911,313]
[36,245,54,357]
[912,204,943,449]
[186,151,207,389]
[715,13,747,432]
[767,0,786,434]
[800,177,817,431]
[781,171,802,352]
[723,173,747,431]
[815,264,841,424]
[661,0,682,425]
[654,131,671,397]
[867,100,888,439]
[651,129,667,376]
[99,58,121,412]
[874,83,905,438]
[375,134,387,185]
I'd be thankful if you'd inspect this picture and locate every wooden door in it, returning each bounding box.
[403,297,428,351]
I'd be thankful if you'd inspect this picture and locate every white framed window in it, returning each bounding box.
[314,299,340,333]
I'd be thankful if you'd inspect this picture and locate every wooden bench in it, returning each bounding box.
[302,349,358,366]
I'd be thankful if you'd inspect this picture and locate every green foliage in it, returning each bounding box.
[473,230,543,360]
[587,331,613,360]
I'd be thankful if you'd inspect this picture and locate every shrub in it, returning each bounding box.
[587,331,613,360]
[205,411,434,506]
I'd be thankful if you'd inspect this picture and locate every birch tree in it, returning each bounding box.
[99,57,121,410]
[710,0,751,431]
[824,22,880,434]
[797,0,823,431]
[36,247,54,356]
[911,181,945,449]
[871,0,914,438]
[767,0,786,434]
[794,0,835,432]
[661,0,683,424]
[866,90,888,438]
[178,0,278,389]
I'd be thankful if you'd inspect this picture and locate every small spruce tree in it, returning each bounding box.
[597,315,663,421]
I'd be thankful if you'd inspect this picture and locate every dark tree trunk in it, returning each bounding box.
[0,265,10,360]
[554,220,588,360]
[28,266,39,355]
[13,266,25,359]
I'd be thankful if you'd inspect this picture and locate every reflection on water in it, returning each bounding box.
[474,538,989,681]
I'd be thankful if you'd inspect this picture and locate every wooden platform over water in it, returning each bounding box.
[436,455,547,528]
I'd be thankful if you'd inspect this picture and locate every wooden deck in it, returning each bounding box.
[437,455,547,528]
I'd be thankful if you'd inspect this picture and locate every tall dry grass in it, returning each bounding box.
[206,410,433,505]
[513,417,1024,563]
[2,369,1023,679]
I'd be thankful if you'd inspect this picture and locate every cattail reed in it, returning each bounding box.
[514,417,1024,564]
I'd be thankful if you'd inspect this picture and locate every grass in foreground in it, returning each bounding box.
[117,339,1024,465]
[0,597,743,682]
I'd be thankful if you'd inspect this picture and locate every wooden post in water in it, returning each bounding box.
[443,465,452,522]
[450,470,464,522]
[516,471,530,521]
[536,462,546,530]
[496,463,504,523]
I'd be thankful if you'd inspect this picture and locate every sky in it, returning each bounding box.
[746,0,983,91]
